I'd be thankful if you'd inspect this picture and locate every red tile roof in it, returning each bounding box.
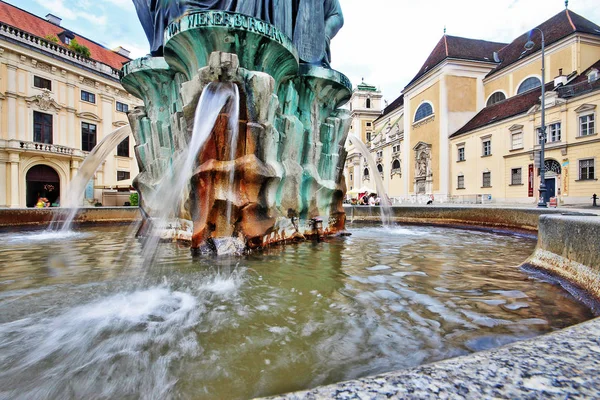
[487,10,600,78]
[405,35,507,89]
[0,0,130,71]
[374,94,404,124]
[451,83,553,137]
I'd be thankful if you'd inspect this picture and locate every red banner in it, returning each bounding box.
[528,164,534,197]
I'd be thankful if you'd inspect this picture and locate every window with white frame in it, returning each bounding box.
[457,175,465,189]
[392,159,401,172]
[414,103,433,122]
[458,146,465,161]
[511,168,522,185]
[392,145,401,153]
[579,159,595,180]
[511,132,523,149]
[482,172,491,188]
[517,77,542,94]
[486,91,506,107]
[482,139,491,156]
[376,150,383,158]
[537,127,546,145]
[377,164,383,175]
[579,114,595,137]
[549,123,561,142]
[366,132,372,142]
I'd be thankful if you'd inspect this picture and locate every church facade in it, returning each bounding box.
[346,6,600,205]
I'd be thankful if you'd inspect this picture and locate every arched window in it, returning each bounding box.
[366,98,371,109]
[377,164,383,174]
[545,159,562,175]
[363,168,370,177]
[486,91,506,107]
[392,159,401,170]
[517,77,542,94]
[414,103,433,122]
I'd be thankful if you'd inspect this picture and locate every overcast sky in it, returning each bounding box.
[9,0,600,103]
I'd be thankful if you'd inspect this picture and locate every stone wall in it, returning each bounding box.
[0,207,140,228]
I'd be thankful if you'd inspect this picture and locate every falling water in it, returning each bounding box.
[49,125,133,232]
[347,134,392,226]
[225,85,240,226]
[142,82,240,261]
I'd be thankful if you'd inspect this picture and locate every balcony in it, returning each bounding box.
[1,139,84,158]
[0,22,121,80]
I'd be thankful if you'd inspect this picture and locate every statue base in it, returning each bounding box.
[121,12,352,252]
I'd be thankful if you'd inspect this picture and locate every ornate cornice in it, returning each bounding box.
[24,89,62,111]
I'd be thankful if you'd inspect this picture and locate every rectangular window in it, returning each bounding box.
[482,172,491,188]
[33,111,53,144]
[81,122,97,152]
[482,140,491,156]
[458,147,465,161]
[117,137,130,157]
[366,132,372,142]
[34,76,52,90]
[366,122,372,127]
[511,132,523,149]
[393,145,400,153]
[81,90,96,104]
[538,127,547,145]
[579,114,595,137]
[117,171,131,181]
[376,151,383,158]
[579,159,595,180]
[549,123,561,142]
[511,168,522,185]
[457,175,465,189]
[116,102,129,113]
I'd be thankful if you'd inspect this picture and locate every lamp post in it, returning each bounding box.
[525,28,547,208]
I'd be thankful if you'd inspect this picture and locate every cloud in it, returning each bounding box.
[33,0,107,26]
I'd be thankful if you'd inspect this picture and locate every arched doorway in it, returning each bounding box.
[543,159,562,203]
[26,165,60,207]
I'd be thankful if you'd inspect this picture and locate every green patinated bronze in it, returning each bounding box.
[121,12,352,248]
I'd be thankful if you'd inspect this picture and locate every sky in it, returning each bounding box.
[8,0,600,104]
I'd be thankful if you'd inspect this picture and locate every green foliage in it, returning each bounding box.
[69,38,91,58]
[44,34,59,43]
[129,192,139,207]
[94,202,103,207]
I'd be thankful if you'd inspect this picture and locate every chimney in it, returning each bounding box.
[114,46,131,58]
[45,14,62,26]
[554,68,567,87]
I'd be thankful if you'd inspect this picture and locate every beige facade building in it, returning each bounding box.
[347,5,600,206]
[0,1,141,208]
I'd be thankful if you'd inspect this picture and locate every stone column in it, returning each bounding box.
[6,64,17,140]
[8,153,20,208]
[0,154,7,207]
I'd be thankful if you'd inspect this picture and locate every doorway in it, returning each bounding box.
[26,165,60,207]
[544,178,556,203]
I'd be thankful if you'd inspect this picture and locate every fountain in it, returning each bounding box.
[121,3,351,252]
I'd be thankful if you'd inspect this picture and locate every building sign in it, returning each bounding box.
[528,164,534,197]
[562,159,569,196]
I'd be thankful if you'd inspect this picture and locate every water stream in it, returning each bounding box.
[225,85,240,226]
[49,125,133,232]
[347,134,392,225]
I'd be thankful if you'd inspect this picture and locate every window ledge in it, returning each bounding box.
[456,187,466,190]
[509,184,525,186]
[115,155,132,160]
[481,154,492,158]
[509,147,524,152]
[80,100,96,105]
[457,160,466,163]
[576,133,598,139]
[575,179,598,182]
[481,186,492,189]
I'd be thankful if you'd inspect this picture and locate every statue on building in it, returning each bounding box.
[132,0,343,66]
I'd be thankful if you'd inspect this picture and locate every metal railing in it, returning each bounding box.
[557,79,600,98]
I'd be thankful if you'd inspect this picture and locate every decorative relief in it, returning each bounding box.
[24,89,62,111]
[37,63,52,73]
[412,115,435,129]
[82,78,96,88]
[76,111,102,122]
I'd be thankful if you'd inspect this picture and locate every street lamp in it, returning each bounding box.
[524,28,547,208]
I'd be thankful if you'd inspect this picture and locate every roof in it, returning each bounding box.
[374,94,404,124]
[0,1,130,70]
[487,9,600,78]
[451,83,553,137]
[356,81,378,92]
[405,35,507,89]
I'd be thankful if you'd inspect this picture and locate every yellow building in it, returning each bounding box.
[0,2,141,208]
[449,8,600,205]
[369,5,600,205]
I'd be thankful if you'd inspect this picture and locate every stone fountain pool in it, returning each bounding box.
[0,224,593,399]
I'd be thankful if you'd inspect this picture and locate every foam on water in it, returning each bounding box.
[5,230,85,243]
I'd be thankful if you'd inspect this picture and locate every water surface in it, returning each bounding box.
[0,225,593,399]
